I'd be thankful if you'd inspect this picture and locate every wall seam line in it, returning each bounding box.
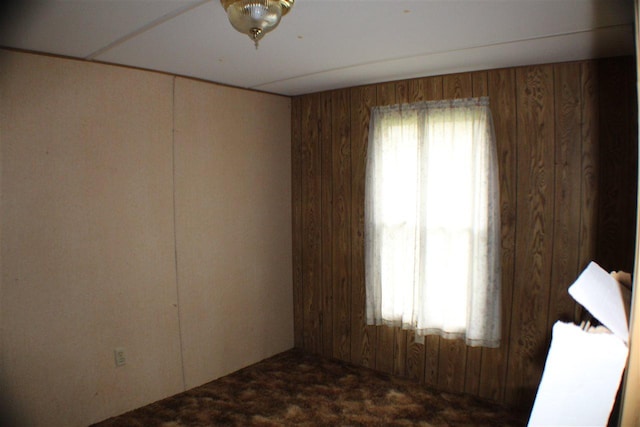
[171,76,187,391]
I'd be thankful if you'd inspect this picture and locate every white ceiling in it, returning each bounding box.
[0,0,634,96]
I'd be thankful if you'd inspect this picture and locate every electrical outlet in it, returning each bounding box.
[114,347,126,367]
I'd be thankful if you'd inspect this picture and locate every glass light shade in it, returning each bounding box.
[221,0,294,47]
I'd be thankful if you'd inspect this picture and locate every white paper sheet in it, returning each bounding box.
[528,322,629,427]
[568,261,629,343]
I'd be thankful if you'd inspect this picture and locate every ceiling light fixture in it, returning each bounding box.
[220,0,294,49]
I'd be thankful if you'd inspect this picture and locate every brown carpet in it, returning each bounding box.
[92,349,528,426]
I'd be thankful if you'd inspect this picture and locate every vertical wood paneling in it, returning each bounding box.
[627,57,639,273]
[291,96,304,348]
[619,56,637,273]
[374,82,398,376]
[407,78,425,102]
[577,61,599,322]
[396,80,409,105]
[377,82,396,104]
[437,73,472,394]
[350,86,376,368]
[621,11,640,424]
[293,58,636,408]
[479,68,517,402]
[301,94,322,354]
[547,63,582,333]
[507,65,555,409]
[332,89,352,361]
[595,59,621,271]
[472,71,489,96]
[421,76,444,388]
[350,85,377,369]
[597,58,638,273]
[319,93,333,358]
[625,56,639,272]
[444,72,472,98]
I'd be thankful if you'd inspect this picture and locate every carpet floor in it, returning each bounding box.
[92,349,528,426]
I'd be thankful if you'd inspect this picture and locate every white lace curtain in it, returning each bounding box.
[365,97,501,347]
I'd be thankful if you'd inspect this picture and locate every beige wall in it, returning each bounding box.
[173,78,293,388]
[0,50,293,426]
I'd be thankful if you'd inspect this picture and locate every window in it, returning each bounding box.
[365,97,501,347]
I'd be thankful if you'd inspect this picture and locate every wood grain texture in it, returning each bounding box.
[626,57,639,272]
[301,94,322,354]
[408,78,426,103]
[507,65,555,410]
[546,62,582,333]
[437,73,472,394]
[374,325,395,375]
[291,58,636,407]
[349,85,378,369]
[377,82,396,106]
[624,56,639,273]
[595,59,621,272]
[472,71,489,96]
[291,96,304,348]
[596,58,638,273]
[396,80,409,105]
[621,15,640,424]
[331,89,352,361]
[592,58,637,424]
[479,68,517,403]
[617,56,637,273]
[319,92,333,358]
[576,61,599,322]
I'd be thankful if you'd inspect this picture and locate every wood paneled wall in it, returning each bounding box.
[291,57,637,409]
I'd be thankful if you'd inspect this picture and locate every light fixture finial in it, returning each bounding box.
[250,28,262,49]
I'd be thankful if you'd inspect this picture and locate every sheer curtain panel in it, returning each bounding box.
[365,97,501,348]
